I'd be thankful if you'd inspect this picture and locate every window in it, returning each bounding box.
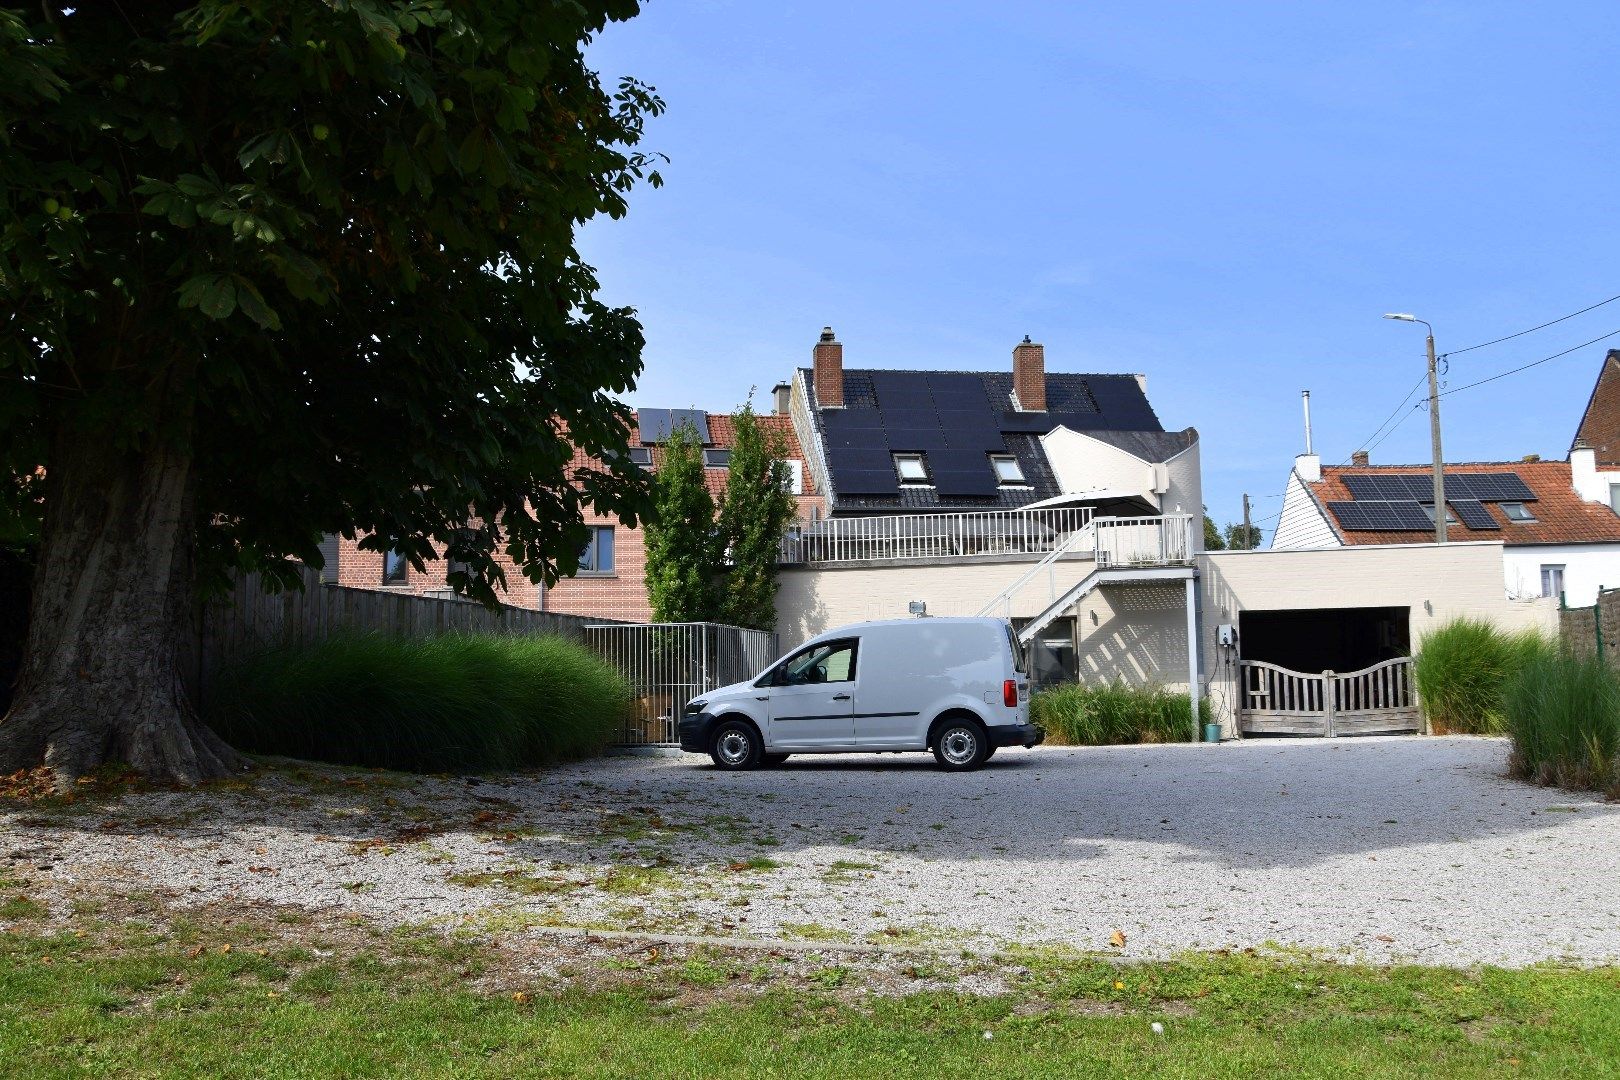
[1610,483,1620,515]
[1501,502,1536,522]
[893,453,928,483]
[1421,503,1458,526]
[703,448,731,469]
[578,526,615,573]
[628,446,653,467]
[769,639,858,686]
[990,454,1026,485]
[383,549,408,584]
[786,459,804,495]
[1541,564,1566,599]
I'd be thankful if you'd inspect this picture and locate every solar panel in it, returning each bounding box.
[833,469,900,495]
[869,370,930,393]
[1328,500,1434,531]
[928,449,998,496]
[635,407,709,445]
[1450,473,1535,502]
[635,408,670,443]
[876,392,934,415]
[1343,474,1430,500]
[825,447,892,472]
[884,425,950,450]
[1449,499,1499,530]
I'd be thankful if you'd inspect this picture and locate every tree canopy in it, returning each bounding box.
[643,423,716,623]
[1,1,662,600]
[0,1,663,783]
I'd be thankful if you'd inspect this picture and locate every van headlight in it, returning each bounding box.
[685,698,707,714]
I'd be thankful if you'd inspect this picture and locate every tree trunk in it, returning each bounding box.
[0,416,247,788]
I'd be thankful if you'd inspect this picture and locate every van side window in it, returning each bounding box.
[1004,624,1027,674]
[773,639,858,686]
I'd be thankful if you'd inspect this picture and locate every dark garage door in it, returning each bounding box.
[1238,606,1409,675]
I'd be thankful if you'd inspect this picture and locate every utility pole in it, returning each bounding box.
[1424,329,1445,543]
[1242,493,1252,550]
[1384,314,1445,543]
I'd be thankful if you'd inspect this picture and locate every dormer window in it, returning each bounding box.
[628,447,653,466]
[990,454,1026,486]
[1501,501,1536,522]
[703,449,731,469]
[893,453,929,484]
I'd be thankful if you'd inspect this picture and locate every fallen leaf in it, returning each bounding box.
[512,991,530,1004]
[187,946,205,959]
[1109,930,1127,948]
[1375,934,1394,943]
[219,944,232,954]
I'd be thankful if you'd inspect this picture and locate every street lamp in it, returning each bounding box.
[1382,313,1445,543]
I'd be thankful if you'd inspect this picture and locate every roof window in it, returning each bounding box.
[893,453,929,483]
[990,454,1026,485]
[703,449,731,469]
[1500,501,1536,522]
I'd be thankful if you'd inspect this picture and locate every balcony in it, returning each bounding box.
[779,508,1196,568]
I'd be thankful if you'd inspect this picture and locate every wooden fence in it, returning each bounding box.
[188,566,616,704]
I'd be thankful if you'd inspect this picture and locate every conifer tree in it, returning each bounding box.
[643,423,717,622]
[716,406,797,630]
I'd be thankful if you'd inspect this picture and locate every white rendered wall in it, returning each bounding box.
[1040,427,1158,506]
[1503,543,1620,606]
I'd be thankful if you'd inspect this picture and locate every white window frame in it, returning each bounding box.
[628,446,653,467]
[1500,501,1536,523]
[893,453,929,484]
[990,454,1026,486]
[383,549,409,585]
[702,449,731,469]
[1540,564,1565,599]
[786,459,804,495]
[1609,482,1620,515]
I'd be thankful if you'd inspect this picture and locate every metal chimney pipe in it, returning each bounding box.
[1302,390,1314,455]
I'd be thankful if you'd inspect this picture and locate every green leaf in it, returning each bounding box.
[177,273,237,320]
[232,276,282,331]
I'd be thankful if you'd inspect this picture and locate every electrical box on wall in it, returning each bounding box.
[1217,623,1237,648]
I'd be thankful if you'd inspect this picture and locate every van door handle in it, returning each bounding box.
[831,693,851,700]
[755,695,769,701]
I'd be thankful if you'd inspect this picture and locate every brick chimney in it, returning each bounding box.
[1350,450,1370,467]
[1012,335,1046,412]
[813,326,843,408]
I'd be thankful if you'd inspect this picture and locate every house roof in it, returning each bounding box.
[1573,349,1620,467]
[1308,461,1620,546]
[801,367,1166,512]
[567,411,818,501]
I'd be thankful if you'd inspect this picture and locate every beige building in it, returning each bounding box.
[775,535,1555,738]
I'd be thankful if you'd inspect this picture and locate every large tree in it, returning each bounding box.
[643,423,716,623]
[715,405,796,631]
[0,2,662,785]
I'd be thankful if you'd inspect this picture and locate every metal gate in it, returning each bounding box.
[585,623,778,746]
[1238,657,1419,737]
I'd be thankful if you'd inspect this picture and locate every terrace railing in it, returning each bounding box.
[779,506,1094,565]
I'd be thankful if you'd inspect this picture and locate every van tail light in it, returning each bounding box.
[1003,679,1018,708]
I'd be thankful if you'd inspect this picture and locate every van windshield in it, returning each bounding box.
[1005,623,1027,674]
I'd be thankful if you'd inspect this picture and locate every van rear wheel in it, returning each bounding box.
[932,719,988,772]
[710,719,763,771]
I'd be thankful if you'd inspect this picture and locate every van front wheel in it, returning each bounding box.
[710,719,763,771]
[932,719,988,772]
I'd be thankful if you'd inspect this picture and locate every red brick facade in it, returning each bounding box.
[323,410,822,623]
[813,327,844,407]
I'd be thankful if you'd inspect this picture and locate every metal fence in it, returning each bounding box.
[585,622,779,746]
[779,506,1094,564]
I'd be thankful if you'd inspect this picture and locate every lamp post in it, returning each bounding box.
[1383,313,1445,543]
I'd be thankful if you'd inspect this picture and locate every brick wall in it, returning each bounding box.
[542,507,653,622]
[334,533,541,610]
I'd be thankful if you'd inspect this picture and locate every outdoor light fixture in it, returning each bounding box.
[1382,311,1446,543]
[1382,313,1418,322]
[908,601,927,617]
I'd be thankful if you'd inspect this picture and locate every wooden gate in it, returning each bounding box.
[1238,657,1419,736]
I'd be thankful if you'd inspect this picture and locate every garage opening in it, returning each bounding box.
[1238,607,1409,675]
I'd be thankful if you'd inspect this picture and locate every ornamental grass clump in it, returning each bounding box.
[1412,618,1545,734]
[1031,682,1211,746]
[206,631,629,773]
[1503,638,1620,796]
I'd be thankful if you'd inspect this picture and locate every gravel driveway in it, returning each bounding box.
[6,736,1618,967]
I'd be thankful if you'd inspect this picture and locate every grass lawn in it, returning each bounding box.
[4,904,1620,1078]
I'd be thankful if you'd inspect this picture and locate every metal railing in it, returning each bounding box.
[585,622,778,746]
[1094,514,1197,567]
[779,506,1094,565]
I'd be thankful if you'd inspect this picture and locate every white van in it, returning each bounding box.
[678,617,1043,771]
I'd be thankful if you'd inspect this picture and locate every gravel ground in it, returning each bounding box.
[5,736,1619,967]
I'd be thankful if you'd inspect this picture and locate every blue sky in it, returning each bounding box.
[580,2,1620,539]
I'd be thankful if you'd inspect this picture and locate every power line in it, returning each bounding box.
[1344,372,1427,463]
[1439,327,1620,399]
[1363,400,1423,457]
[1444,292,1620,356]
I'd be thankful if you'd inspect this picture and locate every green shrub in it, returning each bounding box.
[206,631,630,773]
[1504,638,1620,795]
[1412,618,1545,734]
[1031,682,1211,746]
